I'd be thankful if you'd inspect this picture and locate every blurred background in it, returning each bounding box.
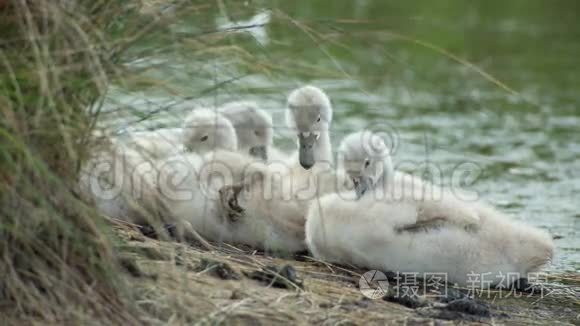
[99,0,580,272]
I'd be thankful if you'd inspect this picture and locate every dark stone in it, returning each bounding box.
[355,297,372,309]
[230,290,244,300]
[383,287,427,309]
[421,291,506,322]
[318,302,333,309]
[438,287,468,303]
[383,270,399,283]
[245,264,303,289]
[139,224,158,239]
[195,258,240,280]
[137,223,185,242]
[445,298,491,317]
[510,277,530,293]
[293,250,310,262]
[164,223,177,239]
[508,277,547,295]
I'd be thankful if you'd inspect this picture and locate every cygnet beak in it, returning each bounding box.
[298,132,317,169]
[353,175,373,199]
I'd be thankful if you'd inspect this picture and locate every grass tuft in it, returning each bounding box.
[0,1,152,323]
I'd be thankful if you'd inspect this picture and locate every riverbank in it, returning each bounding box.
[110,219,580,325]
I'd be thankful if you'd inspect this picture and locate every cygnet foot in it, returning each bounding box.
[219,184,245,222]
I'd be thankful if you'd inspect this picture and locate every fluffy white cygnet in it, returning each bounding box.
[218,101,280,161]
[337,131,480,228]
[286,85,333,170]
[181,108,238,154]
[78,140,166,226]
[79,109,238,230]
[122,108,237,159]
[158,149,309,252]
[123,128,182,160]
[306,193,554,286]
[305,131,554,287]
[214,86,352,252]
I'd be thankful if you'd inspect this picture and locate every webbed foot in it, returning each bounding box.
[218,184,245,223]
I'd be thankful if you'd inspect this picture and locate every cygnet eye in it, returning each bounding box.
[364,158,370,168]
[200,135,208,142]
[316,115,321,122]
[254,130,262,137]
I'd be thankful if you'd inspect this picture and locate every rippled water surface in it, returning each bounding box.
[102,1,580,271]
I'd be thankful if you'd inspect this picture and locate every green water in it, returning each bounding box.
[103,1,580,272]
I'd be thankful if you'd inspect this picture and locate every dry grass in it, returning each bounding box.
[0,1,300,323]
[0,1,138,324]
[0,0,191,323]
[109,219,580,325]
[0,0,275,322]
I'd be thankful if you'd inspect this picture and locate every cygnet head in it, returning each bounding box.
[286,85,333,169]
[338,131,394,199]
[218,101,273,161]
[181,108,238,154]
